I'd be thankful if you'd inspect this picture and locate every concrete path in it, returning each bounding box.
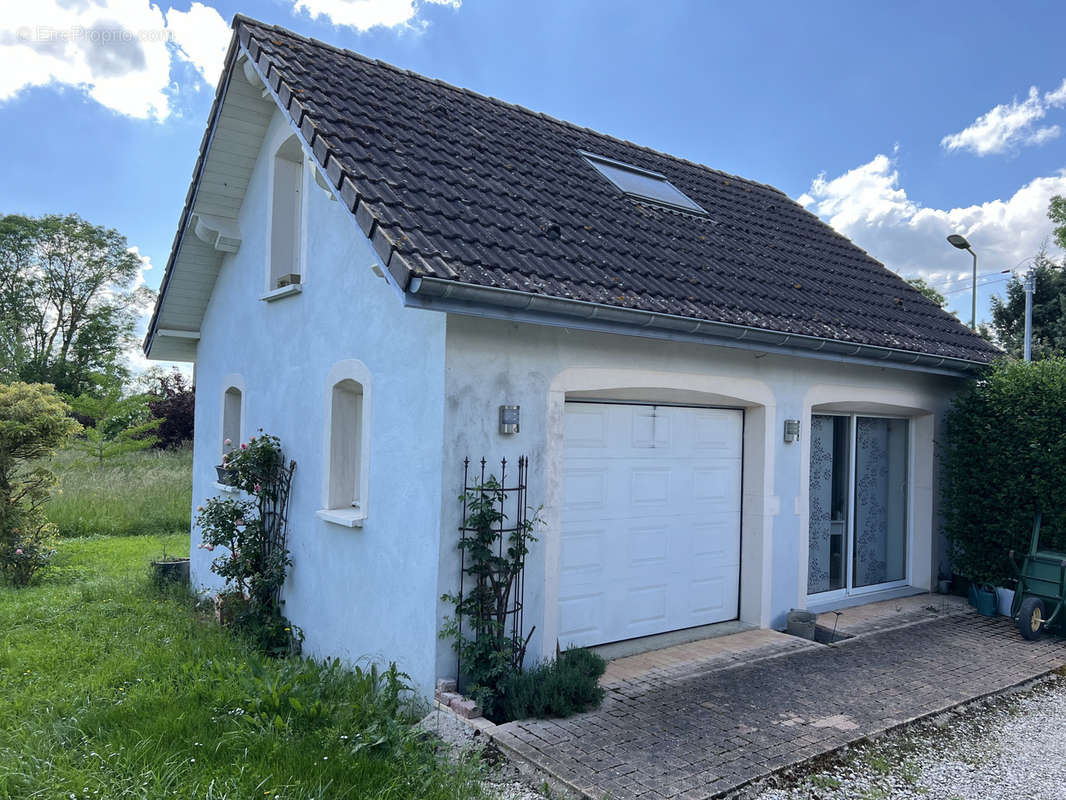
[491,609,1066,800]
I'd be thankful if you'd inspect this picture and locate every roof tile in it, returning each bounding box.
[234,16,999,364]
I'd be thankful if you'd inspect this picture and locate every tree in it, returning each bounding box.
[989,251,1066,359]
[144,370,195,449]
[0,383,80,586]
[906,277,948,308]
[68,376,160,465]
[0,214,154,396]
[1050,195,1066,251]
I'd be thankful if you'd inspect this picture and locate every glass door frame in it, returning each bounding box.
[806,412,913,605]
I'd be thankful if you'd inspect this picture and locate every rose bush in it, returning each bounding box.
[197,431,299,655]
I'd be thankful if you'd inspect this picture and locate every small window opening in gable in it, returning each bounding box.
[270,135,304,290]
[222,386,242,456]
[581,151,707,215]
[328,379,365,511]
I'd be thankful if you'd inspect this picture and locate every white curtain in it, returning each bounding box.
[854,418,908,587]
[807,416,835,594]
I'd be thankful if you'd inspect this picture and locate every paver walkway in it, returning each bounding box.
[491,611,1066,800]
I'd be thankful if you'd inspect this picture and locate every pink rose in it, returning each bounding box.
[249,436,256,442]
[241,443,247,450]
[14,548,22,555]
[224,438,232,446]
[254,484,261,493]
[205,544,214,552]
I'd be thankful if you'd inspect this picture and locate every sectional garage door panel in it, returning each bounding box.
[559,403,742,648]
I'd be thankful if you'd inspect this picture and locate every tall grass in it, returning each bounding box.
[44,447,193,537]
[0,535,486,799]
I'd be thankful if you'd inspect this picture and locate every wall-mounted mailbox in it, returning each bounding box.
[499,405,520,434]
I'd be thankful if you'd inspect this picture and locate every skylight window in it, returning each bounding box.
[581,151,707,215]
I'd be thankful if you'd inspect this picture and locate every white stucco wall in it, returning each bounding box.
[182,108,967,695]
[190,109,447,697]
[435,314,962,679]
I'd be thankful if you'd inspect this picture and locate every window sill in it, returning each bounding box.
[260,284,302,302]
[214,482,241,494]
[316,508,366,528]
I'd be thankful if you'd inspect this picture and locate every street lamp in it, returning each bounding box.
[947,234,978,330]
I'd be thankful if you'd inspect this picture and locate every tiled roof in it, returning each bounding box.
[234,17,999,364]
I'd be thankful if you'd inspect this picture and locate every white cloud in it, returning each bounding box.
[798,154,1066,294]
[166,2,231,87]
[292,0,460,32]
[0,0,231,120]
[1046,78,1066,109]
[941,83,1066,156]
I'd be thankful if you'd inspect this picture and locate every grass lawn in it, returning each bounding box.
[45,447,193,538]
[0,534,487,799]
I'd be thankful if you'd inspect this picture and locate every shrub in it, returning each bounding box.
[146,370,194,449]
[0,382,80,585]
[942,357,1066,584]
[490,647,606,723]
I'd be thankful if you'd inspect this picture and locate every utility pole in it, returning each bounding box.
[1024,270,1036,362]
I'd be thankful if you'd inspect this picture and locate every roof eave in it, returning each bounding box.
[406,276,994,377]
[142,30,242,359]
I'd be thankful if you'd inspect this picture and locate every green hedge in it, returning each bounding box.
[943,358,1066,584]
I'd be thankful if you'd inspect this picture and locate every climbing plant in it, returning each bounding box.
[441,458,538,718]
[197,431,299,655]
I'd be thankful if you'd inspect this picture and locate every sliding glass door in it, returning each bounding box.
[808,415,909,598]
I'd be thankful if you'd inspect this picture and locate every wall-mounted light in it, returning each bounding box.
[499,405,520,434]
[783,419,800,443]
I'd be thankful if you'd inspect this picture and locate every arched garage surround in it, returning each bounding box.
[540,367,776,658]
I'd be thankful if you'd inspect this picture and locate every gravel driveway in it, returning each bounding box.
[753,675,1066,800]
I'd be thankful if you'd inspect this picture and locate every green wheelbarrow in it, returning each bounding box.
[1009,513,1066,640]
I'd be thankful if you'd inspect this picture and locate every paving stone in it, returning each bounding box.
[496,613,1066,799]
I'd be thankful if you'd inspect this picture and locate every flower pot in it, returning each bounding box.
[786,609,818,640]
[151,558,190,587]
[975,585,998,617]
[215,465,237,486]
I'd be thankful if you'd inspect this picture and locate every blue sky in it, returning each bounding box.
[1,0,1064,367]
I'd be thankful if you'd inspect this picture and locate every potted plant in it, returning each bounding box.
[150,544,190,586]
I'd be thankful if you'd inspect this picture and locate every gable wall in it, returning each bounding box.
[189,108,448,697]
[436,314,964,678]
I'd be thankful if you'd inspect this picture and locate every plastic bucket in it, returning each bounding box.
[786,609,818,640]
[995,586,1015,617]
[975,585,998,617]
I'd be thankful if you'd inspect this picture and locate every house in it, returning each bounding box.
[144,16,1000,698]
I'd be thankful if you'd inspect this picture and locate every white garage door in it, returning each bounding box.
[558,402,743,648]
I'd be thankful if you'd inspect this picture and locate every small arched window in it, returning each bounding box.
[317,361,372,528]
[270,135,304,290]
[221,385,243,457]
[328,379,363,509]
